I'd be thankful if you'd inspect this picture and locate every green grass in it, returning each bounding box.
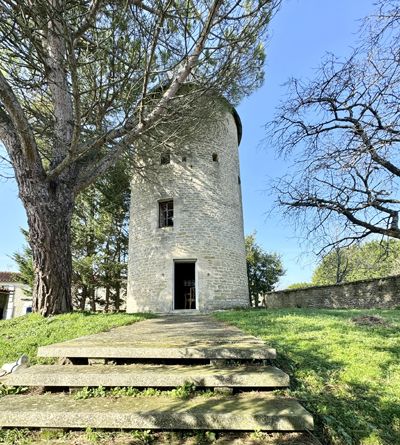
[1,309,398,445]
[73,382,214,400]
[214,308,400,445]
[0,311,153,366]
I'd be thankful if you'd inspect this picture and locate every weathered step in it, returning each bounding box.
[0,393,313,431]
[37,315,276,360]
[1,364,290,388]
[37,345,275,360]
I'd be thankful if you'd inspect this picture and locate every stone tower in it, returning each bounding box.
[126,95,249,312]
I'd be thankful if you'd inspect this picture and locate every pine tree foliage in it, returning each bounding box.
[0,0,280,314]
[72,158,130,312]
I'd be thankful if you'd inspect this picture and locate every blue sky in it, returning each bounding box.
[238,0,376,287]
[0,0,376,287]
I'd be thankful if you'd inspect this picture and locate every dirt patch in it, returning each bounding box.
[20,431,322,445]
[351,315,388,326]
[214,432,321,445]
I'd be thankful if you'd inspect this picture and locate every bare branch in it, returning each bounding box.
[268,3,400,250]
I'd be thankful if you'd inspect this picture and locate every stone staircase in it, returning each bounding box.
[0,315,313,433]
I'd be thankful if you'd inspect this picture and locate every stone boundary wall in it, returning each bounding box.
[263,275,400,309]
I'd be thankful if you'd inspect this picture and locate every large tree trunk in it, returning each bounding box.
[22,179,75,316]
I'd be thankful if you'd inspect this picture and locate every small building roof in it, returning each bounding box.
[0,271,21,283]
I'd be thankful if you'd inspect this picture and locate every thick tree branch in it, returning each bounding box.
[74,0,224,192]
[45,1,74,167]
[283,196,400,238]
[0,72,43,173]
[138,1,171,123]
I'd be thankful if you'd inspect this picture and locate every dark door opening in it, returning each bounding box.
[174,262,196,310]
[0,292,9,320]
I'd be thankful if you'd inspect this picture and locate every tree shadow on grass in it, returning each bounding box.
[216,310,400,445]
[271,341,399,445]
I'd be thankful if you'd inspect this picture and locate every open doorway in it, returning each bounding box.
[174,262,196,310]
[0,292,9,320]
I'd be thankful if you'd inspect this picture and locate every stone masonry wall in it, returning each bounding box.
[127,98,249,313]
[263,275,400,309]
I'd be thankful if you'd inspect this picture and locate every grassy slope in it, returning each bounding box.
[1,309,398,445]
[0,312,153,365]
[214,308,400,445]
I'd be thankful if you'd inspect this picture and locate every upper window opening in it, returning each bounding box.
[160,152,170,165]
[238,176,241,185]
[212,153,218,162]
[159,200,173,228]
[182,156,187,162]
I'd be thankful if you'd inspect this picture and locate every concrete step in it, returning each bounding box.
[1,364,290,388]
[0,392,313,431]
[37,315,276,360]
[37,343,276,360]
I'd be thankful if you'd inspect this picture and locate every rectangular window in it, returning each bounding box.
[159,200,173,227]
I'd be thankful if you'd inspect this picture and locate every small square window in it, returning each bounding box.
[212,153,218,162]
[159,200,173,227]
[161,152,170,165]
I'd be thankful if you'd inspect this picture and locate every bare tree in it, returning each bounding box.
[268,0,400,253]
[0,0,280,315]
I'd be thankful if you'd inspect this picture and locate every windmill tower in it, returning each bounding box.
[126,94,249,312]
